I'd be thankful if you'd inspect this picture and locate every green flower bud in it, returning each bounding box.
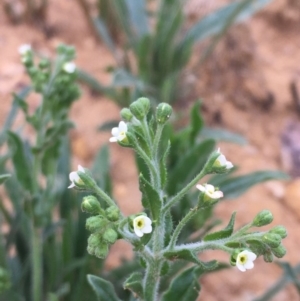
[263,251,274,263]
[269,225,287,239]
[39,59,50,69]
[262,233,282,248]
[120,108,133,122]
[103,228,118,244]
[86,216,107,232]
[156,103,172,124]
[88,233,100,248]
[105,206,120,222]
[271,245,287,258]
[253,210,273,227]
[129,97,150,120]
[81,196,102,215]
[94,244,109,259]
[77,170,97,190]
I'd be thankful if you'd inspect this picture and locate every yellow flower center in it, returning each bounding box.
[238,255,247,264]
[136,218,145,229]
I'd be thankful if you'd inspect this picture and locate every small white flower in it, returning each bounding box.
[196,184,223,199]
[214,148,233,169]
[236,250,257,272]
[19,44,31,55]
[133,215,152,237]
[63,62,76,73]
[68,165,85,188]
[109,121,128,143]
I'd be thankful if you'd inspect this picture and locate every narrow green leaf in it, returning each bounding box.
[210,170,289,199]
[159,141,170,188]
[189,101,204,145]
[164,249,218,270]
[168,139,215,194]
[93,18,117,56]
[0,174,11,185]
[203,212,236,241]
[201,127,246,145]
[139,174,161,221]
[87,275,122,301]
[124,0,149,38]
[184,0,273,43]
[7,131,34,192]
[123,272,144,299]
[161,266,204,301]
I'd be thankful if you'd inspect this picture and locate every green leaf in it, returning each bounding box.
[98,120,119,132]
[7,131,34,192]
[161,266,204,301]
[92,144,112,193]
[210,170,289,199]
[189,101,204,145]
[203,212,236,241]
[123,272,144,299]
[159,140,170,188]
[0,174,11,185]
[164,249,218,270]
[184,0,273,43]
[125,0,149,38]
[168,139,215,194]
[93,18,117,57]
[139,174,161,221]
[87,275,122,301]
[201,127,246,145]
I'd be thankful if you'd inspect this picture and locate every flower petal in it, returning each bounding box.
[196,184,205,192]
[236,262,246,272]
[78,165,85,172]
[134,228,144,237]
[143,224,152,234]
[212,191,223,199]
[226,161,233,169]
[109,137,118,142]
[246,251,257,261]
[119,121,127,132]
[68,183,75,189]
[244,261,254,270]
[111,127,119,137]
[69,171,79,182]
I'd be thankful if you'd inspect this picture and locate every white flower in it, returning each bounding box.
[196,184,223,199]
[236,250,257,272]
[109,121,128,143]
[133,215,152,237]
[68,165,85,188]
[63,62,76,73]
[214,148,233,169]
[19,44,31,55]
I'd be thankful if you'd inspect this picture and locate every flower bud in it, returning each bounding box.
[156,103,172,124]
[262,233,281,248]
[103,228,118,244]
[252,210,273,227]
[263,251,274,263]
[86,216,107,232]
[81,196,102,215]
[129,97,150,120]
[120,108,133,122]
[105,206,120,222]
[88,233,100,248]
[77,170,97,190]
[269,225,287,239]
[94,244,109,259]
[271,245,287,258]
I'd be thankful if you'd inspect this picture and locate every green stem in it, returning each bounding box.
[152,123,164,160]
[144,259,161,301]
[31,225,42,301]
[162,169,207,213]
[94,186,117,208]
[168,207,198,249]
